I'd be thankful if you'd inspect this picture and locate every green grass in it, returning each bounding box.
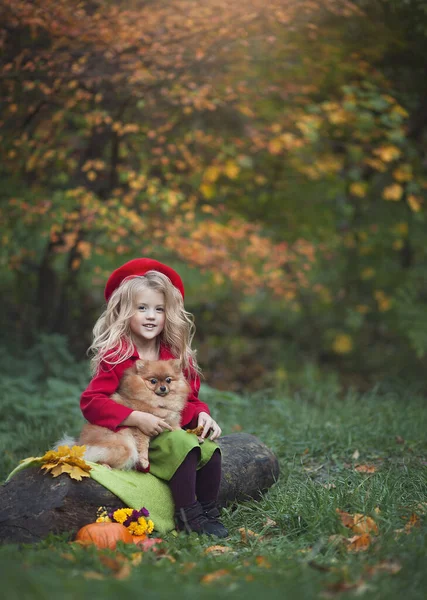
[1,354,426,599]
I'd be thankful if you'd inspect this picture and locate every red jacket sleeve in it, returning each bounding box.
[80,361,134,431]
[180,368,210,428]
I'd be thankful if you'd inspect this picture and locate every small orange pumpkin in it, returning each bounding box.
[75,522,134,549]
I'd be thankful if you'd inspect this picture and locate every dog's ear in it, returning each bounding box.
[169,359,182,373]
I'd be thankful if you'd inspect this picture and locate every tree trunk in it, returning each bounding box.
[0,433,279,545]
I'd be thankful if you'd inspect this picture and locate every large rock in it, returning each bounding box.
[0,433,279,544]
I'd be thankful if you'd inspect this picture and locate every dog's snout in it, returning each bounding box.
[159,385,167,393]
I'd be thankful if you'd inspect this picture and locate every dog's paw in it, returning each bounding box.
[135,461,150,473]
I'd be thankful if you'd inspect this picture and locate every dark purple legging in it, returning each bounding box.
[169,448,221,510]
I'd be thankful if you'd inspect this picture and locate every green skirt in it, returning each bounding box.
[148,429,219,481]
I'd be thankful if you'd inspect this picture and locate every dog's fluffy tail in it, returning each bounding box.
[53,434,77,451]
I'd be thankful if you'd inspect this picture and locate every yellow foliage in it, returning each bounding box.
[393,164,412,182]
[332,334,353,355]
[21,445,91,481]
[360,267,375,280]
[349,182,367,198]
[374,145,401,162]
[224,161,240,179]
[407,194,422,212]
[383,184,403,201]
[200,183,215,198]
[355,304,370,314]
[374,290,392,312]
[364,157,387,172]
[268,138,283,155]
[204,166,220,183]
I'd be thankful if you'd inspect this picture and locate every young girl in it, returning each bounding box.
[80,258,228,538]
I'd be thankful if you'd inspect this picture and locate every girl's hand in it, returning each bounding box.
[124,411,173,436]
[198,411,222,441]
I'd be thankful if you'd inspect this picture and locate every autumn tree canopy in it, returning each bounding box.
[1,0,427,380]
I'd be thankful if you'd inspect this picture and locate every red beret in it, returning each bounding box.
[104,258,185,301]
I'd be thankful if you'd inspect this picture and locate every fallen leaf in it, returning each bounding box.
[245,575,255,581]
[328,534,347,547]
[84,571,105,580]
[405,513,421,533]
[303,448,310,455]
[322,578,368,597]
[352,514,378,535]
[113,564,132,580]
[355,464,377,473]
[231,424,243,432]
[255,555,271,569]
[181,562,196,573]
[395,435,405,444]
[204,545,232,555]
[186,426,204,436]
[352,449,360,460]
[132,537,163,551]
[201,569,230,584]
[264,517,277,528]
[336,509,378,536]
[323,483,336,490]
[347,534,372,552]
[60,552,75,562]
[336,509,355,529]
[366,560,401,576]
[129,553,143,566]
[238,528,260,543]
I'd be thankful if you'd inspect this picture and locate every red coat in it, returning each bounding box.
[80,344,209,431]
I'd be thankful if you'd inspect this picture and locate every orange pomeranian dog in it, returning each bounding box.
[76,359,190,472]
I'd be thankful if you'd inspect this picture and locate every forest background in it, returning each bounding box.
[1,0,427,395]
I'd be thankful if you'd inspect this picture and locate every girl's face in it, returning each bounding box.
[129,288,165,346]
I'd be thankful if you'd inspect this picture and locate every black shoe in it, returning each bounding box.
[175,501,228,538]
[175,501,210,534]
[200,500,229,538]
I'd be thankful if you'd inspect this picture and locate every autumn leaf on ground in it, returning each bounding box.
[365,560,402,576]
[238,527,260,543]
[354,464,377,473]
[336,509,378,534]
[84,571,104,580]
[204,545,232,555]
[201,569,230,584]
[347,534,372,552]
[352,449,360,460]
[322,578,368,597]
[255,555,271,569]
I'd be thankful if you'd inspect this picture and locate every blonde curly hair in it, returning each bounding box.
[88,271,200,377]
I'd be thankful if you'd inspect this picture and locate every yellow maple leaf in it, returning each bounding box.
[69,466,91,481]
